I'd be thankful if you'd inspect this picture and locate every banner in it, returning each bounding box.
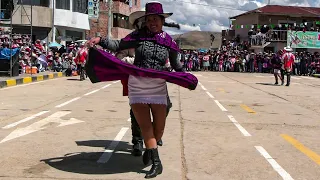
[88,0,99,19]
[287,31,320,49]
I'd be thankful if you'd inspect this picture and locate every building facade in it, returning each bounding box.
[227,5,320,52]
[0,0,90,43]
[86,0,141,40]
[52,0,90,43]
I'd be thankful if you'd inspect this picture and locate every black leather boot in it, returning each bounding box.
[132,140,143,156]
[143,140,163,165]
[143,149,151,165]
[131,109,143,156]
[157,140,163,146]
[145,148,163,179]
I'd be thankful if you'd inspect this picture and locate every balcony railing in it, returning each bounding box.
[250,30,288,46]
[267,30,288,42]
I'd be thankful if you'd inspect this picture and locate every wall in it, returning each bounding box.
[54,9,90,30]
[86,0,141,39]
[111,27,133,40]
[232,14,259,41]
[11,5,52,28]
[258,14,319,27]
[113,1,141,16]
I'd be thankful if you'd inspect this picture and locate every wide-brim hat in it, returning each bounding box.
[284,46,293,52]
[129,1,172,25]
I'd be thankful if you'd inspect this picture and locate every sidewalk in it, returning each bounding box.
[312,74,320,78]
[0,71,65,88]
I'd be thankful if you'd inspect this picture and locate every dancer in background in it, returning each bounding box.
[282,46,295,86]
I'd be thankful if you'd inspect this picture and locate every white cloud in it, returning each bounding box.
[142,0,319,35]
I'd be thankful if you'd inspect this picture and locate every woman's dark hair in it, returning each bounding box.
[164,22,180,29]
[141,15,180,29]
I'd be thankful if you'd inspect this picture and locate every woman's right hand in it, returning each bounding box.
[86,37,101,48]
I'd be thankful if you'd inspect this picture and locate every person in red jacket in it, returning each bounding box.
[281,46,295,86]
[74,43,88,81]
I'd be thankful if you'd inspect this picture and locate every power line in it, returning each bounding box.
[171,0,248,12]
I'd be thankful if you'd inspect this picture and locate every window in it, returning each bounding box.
[73,0,88,13]
[17,0,50,7]
[134,0,137,6]
[113,13,133,29]
[66,30,83,41]
[56,0,70,10]
[1,0,13,20]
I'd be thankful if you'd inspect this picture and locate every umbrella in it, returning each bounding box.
[48,42,61,48]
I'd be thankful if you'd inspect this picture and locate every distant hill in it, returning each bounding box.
[172,31,222,50]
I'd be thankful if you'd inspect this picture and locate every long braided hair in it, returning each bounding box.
[133,16,180,30]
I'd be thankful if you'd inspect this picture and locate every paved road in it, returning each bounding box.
[0,73,319,180]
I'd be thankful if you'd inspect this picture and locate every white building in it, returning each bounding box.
[1,0,90,43]
[52,0,90,43]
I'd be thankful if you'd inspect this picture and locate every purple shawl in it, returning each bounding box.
[85,48,198,90]
[122,30,180,52]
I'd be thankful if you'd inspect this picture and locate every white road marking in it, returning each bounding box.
[97,127,129,163]
[101,84,111,89]
[55,97,81,108]
[198,82,207,91]
[227,115,251,137]
[214,100,228,111]
[84,89,100,96]
[57,83,113,108]
[127,118,131,122]
[206,91,214,98]
[2,111,49,129]
[193,74,203,77]
[0,78,60,91]
[0,111,84,143]
[255,146,294,180]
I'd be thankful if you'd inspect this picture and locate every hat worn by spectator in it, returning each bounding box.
[284,46,293,52]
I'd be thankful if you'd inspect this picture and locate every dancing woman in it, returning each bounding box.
[87,2,184,178]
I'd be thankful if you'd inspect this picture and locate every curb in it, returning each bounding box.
[0,72,65,89]
[312,74,320,78]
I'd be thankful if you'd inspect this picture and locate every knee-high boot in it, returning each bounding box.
[130,109,143,156]
[145,148,163,179]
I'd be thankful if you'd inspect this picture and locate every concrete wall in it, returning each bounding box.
[113,1,141,16]
[11,5,52,28]
[232,14,259,41]
[54,9,90,30]
[111,27,133,40]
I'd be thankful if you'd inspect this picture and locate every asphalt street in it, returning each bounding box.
[0,72,319,180]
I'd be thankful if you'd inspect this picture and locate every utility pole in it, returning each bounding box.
[107,0,112,39]
[52,0,56,42]
[268,0,271,5]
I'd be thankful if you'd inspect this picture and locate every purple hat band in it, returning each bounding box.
[145,2,164,15]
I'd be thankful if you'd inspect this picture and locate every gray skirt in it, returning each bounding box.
[128,75,168,105]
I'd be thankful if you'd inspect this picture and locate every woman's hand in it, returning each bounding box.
[86,37,101,48]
